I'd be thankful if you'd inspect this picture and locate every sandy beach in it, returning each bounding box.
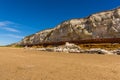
[0,47,120,80]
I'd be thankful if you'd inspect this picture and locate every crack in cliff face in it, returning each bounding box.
[44,29,54,43]
[18,7,120,46]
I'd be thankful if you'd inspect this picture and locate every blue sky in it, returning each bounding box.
[0,0,120,45]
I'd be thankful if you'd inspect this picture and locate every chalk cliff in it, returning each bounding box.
[18,7,120,46]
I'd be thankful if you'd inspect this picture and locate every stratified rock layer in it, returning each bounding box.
[18,7,120,46]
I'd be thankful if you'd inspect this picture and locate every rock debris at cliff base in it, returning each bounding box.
[25,42,120,55]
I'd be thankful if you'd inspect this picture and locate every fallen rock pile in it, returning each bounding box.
[36,42,81,53]
[32,42,120,55]
[53,42,81,53]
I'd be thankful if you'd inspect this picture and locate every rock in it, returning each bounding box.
[36,47,54,52]
[63,42,81,53]
[111,50,120,55]
[53,47,63,52]
[62,48,69,53]
[45,48,54,52]
[98,49,113,55]
[41,42,82,53]
[69,49,80,53]
[64,42,81,49]
[85,48,113,54]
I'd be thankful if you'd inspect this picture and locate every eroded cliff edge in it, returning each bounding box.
[18,7,120,46]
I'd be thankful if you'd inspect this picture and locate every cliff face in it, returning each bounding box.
[18,7,120,46]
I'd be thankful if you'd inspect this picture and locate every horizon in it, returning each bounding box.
[0,0,120,45]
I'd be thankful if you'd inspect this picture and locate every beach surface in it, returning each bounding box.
[0,47,120,80]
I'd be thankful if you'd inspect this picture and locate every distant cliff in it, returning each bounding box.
[18,7,120,46]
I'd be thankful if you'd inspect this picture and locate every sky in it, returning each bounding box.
[0,0,120,45]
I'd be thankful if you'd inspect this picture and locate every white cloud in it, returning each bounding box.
[0,21,9,27]
[3,27,20,33]
[7,34,23,39]
[0,34,23,39]
[0,21,21,33]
